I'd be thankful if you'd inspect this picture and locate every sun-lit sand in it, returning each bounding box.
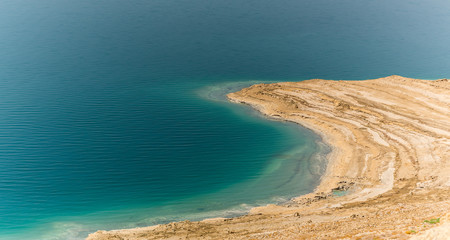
[87,76,449,239]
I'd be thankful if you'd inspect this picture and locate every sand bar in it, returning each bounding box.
[87,76,449,239]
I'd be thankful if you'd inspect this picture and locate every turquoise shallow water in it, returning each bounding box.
[0,78,329,240]
[1,1,450,239]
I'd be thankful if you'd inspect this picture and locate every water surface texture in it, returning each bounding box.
[1,1,449,239]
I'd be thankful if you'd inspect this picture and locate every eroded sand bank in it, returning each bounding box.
[87,76,449,239]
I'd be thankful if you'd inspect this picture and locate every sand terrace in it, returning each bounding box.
[88,76,449,239]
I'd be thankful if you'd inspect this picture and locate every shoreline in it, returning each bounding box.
[87,76,450,239]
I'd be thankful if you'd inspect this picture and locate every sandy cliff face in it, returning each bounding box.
[87,76,450,240]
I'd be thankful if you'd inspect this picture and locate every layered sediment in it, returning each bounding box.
[87,76,450,239]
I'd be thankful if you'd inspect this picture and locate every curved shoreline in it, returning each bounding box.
[87,76,450,239]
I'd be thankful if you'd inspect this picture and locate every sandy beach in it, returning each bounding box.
[87,76,450,239]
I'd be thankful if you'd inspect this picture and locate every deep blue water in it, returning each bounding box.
[1,0,449,239]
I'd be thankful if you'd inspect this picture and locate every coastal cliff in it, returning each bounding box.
[87,76,450,239]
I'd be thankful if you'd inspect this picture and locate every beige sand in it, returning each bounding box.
[87,76,450,240]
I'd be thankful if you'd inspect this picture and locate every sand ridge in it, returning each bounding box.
[87,76,450,239]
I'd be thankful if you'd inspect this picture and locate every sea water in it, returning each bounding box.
[0,1,449,239]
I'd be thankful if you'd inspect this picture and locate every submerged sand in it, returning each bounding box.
[87,76,450,239]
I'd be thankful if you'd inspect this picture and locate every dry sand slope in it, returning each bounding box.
[87,76,450,240]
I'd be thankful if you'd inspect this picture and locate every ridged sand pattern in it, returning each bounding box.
[228,75,450,196]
